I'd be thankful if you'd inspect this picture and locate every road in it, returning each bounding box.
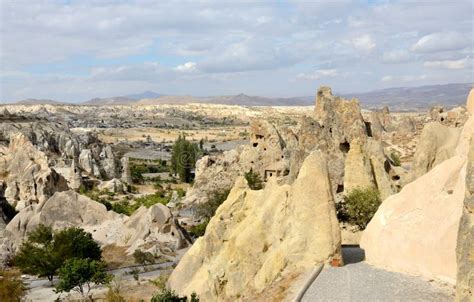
[302,247,455,302]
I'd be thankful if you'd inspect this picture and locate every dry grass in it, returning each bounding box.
[101,244,135,270]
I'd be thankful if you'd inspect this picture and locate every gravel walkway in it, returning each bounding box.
[302,247,455,302]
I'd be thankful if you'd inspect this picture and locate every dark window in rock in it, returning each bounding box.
[336,184,344,193]
[339,141,350,153]
[264,148,267,151]
[329,128,332,134]
[253,142,258,147]
[256,134,264,139]
[440,117,445,122]
[283,169,289,176]
[365,122,373,137]
[392,175,400,181]
[384,160,391,173]
[281,155,284,159]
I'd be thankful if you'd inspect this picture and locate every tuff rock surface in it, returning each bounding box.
[1,190,190,260]
[168,151,341,301]
[361,110,474,284]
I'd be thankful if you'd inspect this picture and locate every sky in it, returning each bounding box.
[0,0,473,102]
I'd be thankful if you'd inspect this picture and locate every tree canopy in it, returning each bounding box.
[170,135,200,183]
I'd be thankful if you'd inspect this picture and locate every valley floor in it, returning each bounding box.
[303,247,455,302]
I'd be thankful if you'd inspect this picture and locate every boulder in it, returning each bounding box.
[98,178,125,194]
[168,151,341,300]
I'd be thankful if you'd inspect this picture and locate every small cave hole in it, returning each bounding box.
[440,117,445,122]
[392,175,400,181]
[339,141,350,153]
[336,184,344,193]
[253,142,258,147]
[365,122,373,137]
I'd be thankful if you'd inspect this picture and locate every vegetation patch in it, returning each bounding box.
[336,187,382,230]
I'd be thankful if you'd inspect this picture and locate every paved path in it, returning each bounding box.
[302,247,455,302]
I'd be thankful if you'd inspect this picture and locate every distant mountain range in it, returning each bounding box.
[10,83,473,110]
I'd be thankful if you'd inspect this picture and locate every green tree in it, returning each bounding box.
[55,258,111,299]
[244,168,263,190]
[13,225,57,282]
[170,135,200,183]
[336,187,382,230]
[52,227,102,264]
[14,225,102,282]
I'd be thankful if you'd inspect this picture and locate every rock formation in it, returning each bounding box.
[361,109,474,284]
[456,136,474,300]
[1,133,68,210]
[168,151,341,300]
[408,122,461,182]
[1,190,190,260]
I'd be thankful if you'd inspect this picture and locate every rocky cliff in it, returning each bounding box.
[168,151,341,301]
[361,91,474,284]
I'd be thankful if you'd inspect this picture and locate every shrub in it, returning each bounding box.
[188,222,207,238]
[244,169,263,190]
[390,152,401,167]
[133,249,155,266]
[151,289,199,302]
[105,279,126,302]
[195,189,230,221]
[336,187,382,230]
[190,189,230,238]
[0,269,26,302]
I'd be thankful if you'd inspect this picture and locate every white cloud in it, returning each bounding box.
[297,69,338,80]
[380,74,428,83]
[424,59,469,70]
[382,50,411,63]
[411,31,470,53]
[174,62,197,72]
[351,34,376,53]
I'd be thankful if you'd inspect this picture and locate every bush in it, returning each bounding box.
[195,189,230,221]
[133,249,155,266]
[0,269,26,302]
[151,289,199,302]
[336,187,382,230]
[244,169,263,190]
[105,279,126,302]
[390,152,401,167]
[190,189,230,238]
[188,222,207,238]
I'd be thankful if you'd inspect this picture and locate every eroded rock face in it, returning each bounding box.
[1,133,68,210]
[1,190,190,260]
[361,114,474,284]
[456,136,474,300]
[409,122,461,182]
[168,151,342,301]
